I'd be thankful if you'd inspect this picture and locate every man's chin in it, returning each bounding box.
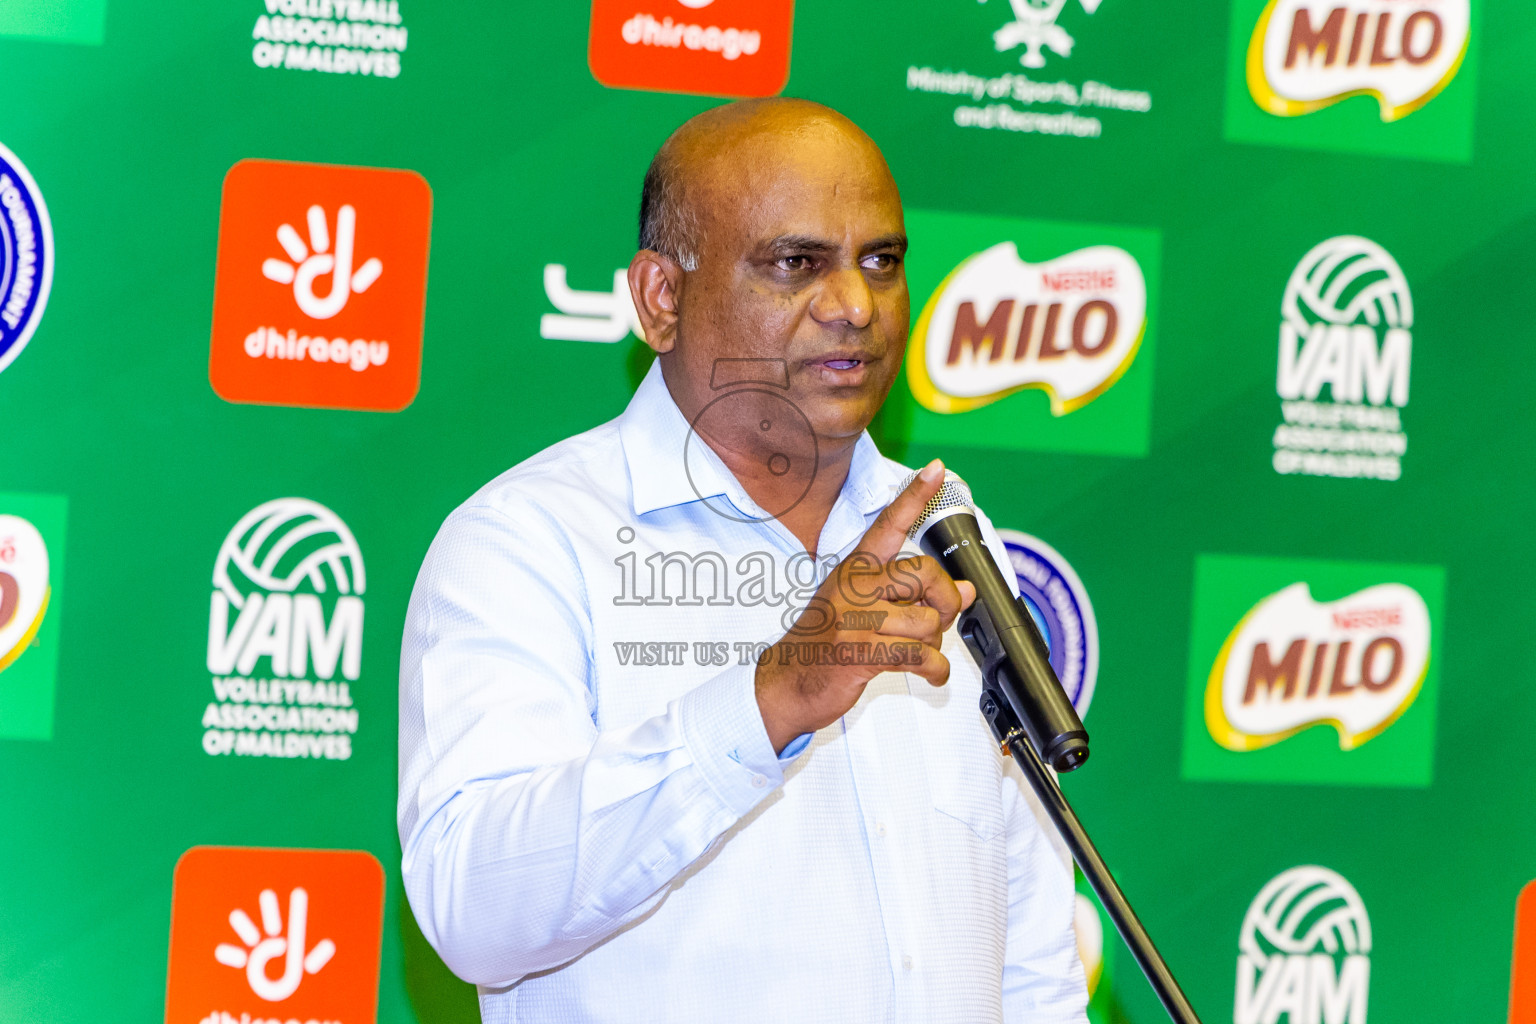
[802,401,883,446]
[790,369,895,439]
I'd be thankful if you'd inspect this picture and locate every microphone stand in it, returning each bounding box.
[966,597,1203,1024]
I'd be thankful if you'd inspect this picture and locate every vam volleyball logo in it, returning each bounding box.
[201,498,364,761]
[1182,554,1443,787]
[908,243,1146,417]
[209,158,432,412]
[1236,865,1371,1024]
[1248,0,1469,121]
[0,142,53,378]
[166,846,385,1024]
[1270,236,1413,481]
[999,529,1097,716]
[249,0,409,78]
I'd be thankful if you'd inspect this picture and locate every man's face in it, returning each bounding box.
[672,123,909,453]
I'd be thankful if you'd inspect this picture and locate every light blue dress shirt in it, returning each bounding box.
[398,362,1088,1023]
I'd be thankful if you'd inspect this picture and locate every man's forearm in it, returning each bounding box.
[400,663,789,986]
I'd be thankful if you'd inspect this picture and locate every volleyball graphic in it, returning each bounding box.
[1239,865,1372,961]
[1281,235,1413,337]
[212,498,365,609]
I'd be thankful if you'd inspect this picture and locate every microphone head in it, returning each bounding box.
[896,469,976,544]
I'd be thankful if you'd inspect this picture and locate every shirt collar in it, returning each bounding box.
[618,360,900,519]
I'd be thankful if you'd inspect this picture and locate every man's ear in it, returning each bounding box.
[628,251,684,355]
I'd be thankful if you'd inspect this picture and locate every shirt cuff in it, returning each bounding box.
[677,662,793,817]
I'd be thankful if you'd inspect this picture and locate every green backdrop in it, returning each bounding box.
[2,1,1533,1021]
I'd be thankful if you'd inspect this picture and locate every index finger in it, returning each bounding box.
[858,459,945,562]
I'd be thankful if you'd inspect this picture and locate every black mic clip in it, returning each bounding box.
[957,593,1090,773]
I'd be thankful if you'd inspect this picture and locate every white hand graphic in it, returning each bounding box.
[261,205,384,320]
[214,887,336,1002]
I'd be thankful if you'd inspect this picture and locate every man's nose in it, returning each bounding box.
[809,264,874,329]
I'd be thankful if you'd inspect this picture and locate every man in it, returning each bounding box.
[399,98,1087,1022]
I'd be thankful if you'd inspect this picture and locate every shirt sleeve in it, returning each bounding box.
[397,503,795,987]
[999,753,1090,1023]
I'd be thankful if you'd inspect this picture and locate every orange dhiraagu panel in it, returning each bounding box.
[165,847,385,1024]
[1514,882,1536,1023]
[588,0,794,98]
[209,159,432,412]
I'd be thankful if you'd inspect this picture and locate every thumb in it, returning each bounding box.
[956,580,977,612]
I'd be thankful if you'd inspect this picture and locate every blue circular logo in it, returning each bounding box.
[998,529,1097,716]
[0,142,53,376]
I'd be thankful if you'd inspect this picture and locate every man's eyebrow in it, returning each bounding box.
[861,233,908,254]
[758,233,910,255]
[761,234,839,254]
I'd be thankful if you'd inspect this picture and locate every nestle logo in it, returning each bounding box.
[1330,606,1402,631]
[1041,268,1115,292]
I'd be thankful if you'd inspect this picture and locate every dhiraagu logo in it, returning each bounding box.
[1181,554,1444,787]
[885,209,1160,458]
[0,493,66,742]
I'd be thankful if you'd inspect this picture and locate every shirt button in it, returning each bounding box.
[902,954,914,972]
[750,774,768,789]
[875,822,887,838]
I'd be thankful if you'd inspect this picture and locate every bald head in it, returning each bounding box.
[638,98,896,272]
[626,98,909,486]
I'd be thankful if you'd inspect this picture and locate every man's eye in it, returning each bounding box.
[777,255,814,272]
[862,253,901,272]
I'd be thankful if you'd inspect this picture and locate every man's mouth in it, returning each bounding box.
[807,355,873,386]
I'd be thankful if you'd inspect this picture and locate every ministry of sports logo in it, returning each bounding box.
[1271,236,1412,481]
[1236,866,1371,1024]
[999,530,1097,716]
[201,498,364,761]
[904,0,1152,141]
[0,142,53,378]
[1247,0,1470,122]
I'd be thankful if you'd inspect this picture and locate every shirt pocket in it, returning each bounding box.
[909,651,1007,843]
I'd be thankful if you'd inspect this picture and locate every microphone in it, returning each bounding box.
[903,471,1090,772]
